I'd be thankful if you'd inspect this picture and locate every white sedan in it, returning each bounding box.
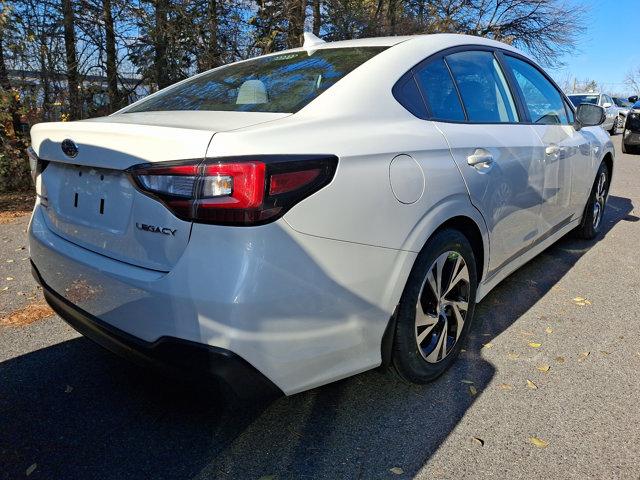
[28,33,613,398]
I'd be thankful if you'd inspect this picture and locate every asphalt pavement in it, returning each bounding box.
[1,135,639,480]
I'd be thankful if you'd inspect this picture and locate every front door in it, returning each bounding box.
[502,55,592,235]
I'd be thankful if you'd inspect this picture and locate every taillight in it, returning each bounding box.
[27,147,48,195]
[128,155,338,226]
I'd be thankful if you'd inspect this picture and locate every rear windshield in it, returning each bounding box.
[568,95,599,107]
[126,47,387,114]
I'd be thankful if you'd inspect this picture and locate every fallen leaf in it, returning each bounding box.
[460,379,474,384]
[65,385,73,393]
[469,386,478,396]
[507,352,519,360]
[526,379,538,389]
[575,302,586,306]
[5,277,13,281]
[0,301,54,327]
[580,351,590,357]
[390,467,404,475]
[528,342,542,348]
[545,327,553,334]
[529,437,549,448]
[460,348,466,352]
[584,300,592,305]
[499,383,513,390]
[472,437,485,446]
[599,351,610,356]
[26,464,37,476]
[573,297,585,302]
[1,286,8,292]
[536,365,550,372]
[555,356,565,364]
[6,259,13,263]
[482,342,493,349]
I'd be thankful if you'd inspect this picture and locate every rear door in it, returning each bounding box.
[502,54,593,231]
[415,49,544,274]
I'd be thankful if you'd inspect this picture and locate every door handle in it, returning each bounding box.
[467,149,494,167]
[545,145,561,156]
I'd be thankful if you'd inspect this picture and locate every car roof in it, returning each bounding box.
[569,93,602,96]
[270,33,523,56]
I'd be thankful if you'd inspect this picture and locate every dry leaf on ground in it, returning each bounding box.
[526,379,538,389]
[390,467,404,475]
[537,365,551,373]
[545,327,553,334]
[0,301,53,327]
[461,379,474,384]
[555,356,565,364]
[529,437,549,448]
[499,383,513,390]
[469,386,478,396]
[472,437,485,446]
[528,342,542,348]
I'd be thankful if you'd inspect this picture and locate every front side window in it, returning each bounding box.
[445,50,519,123]
[414,58,465,122]
[126,47,387,114]
[505,56,569,125]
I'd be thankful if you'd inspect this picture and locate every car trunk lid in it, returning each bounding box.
[30,111,288,271]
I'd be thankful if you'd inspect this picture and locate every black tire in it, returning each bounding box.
[609,116,618,135]
[392,228,478,384]
[574,162,610,240]
[622,134,627,154]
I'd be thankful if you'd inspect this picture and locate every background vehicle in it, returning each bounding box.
[613,97,632,126]
[622,101,640,154]
[568,92,620,134]
[28,34,614,398]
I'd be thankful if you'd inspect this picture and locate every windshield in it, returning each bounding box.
[614,98,632,108]
[568,95,599,107]
[126,47,387,114]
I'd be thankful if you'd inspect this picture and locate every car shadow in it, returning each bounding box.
[0,195,633,480]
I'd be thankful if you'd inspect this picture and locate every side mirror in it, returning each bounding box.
[629,96,638,103]
[602,102,612,109]
[575,103,606,128]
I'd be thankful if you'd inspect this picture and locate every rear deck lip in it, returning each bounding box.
[30,260,284,400]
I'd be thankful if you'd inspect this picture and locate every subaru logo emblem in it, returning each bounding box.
[61,139,78,158]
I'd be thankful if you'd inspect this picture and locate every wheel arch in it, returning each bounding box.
[380,210,489,368]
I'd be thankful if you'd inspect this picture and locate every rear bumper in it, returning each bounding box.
[32,261,282,400]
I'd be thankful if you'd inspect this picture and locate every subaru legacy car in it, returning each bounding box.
[28,34,613,398]
[567,92,620,134]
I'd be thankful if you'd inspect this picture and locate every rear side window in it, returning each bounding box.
[504,56,569,125]
[414,58,465,121]
[445,50,519,123]
[126,47,387,114]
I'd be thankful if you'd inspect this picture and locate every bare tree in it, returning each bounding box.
[625,68,640,96]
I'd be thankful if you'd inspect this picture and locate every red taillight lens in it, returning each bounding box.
[128,155,337,226]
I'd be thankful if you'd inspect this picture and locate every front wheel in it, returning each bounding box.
[609,116,619,135]
[391,229,478,384]
[574,162,610,240]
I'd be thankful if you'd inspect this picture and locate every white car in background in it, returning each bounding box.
[567,93,620,134]
[28,34,613,398]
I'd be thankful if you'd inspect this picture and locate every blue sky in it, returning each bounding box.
[547,0,638,95]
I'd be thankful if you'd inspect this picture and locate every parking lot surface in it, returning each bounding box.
[1,136,639,479]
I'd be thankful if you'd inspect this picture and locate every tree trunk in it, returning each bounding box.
[103,0,119,111]
[154,0,170,89]
[312,0,321,35]
[287,0,306,49]
[0,29,23,136]
[206,0,221,70]
[62,0,81,119]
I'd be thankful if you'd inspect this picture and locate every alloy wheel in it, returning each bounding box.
[415,251,470,363]
[592,170,608,230]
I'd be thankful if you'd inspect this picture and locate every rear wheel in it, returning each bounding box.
[392,229,478,384]
[574,162,610,240]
